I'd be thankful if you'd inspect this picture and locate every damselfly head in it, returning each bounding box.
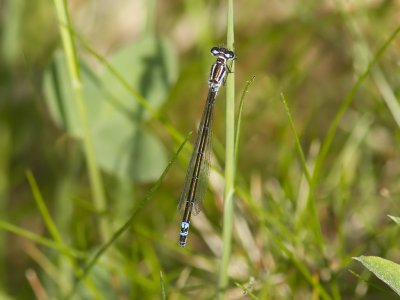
[210,47,235,60]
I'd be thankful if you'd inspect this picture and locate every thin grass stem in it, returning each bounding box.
[312,25,400,185]
[66,133,190,299]
[52,0,110,242]
[219,0,235,297]
[280,94,324,248]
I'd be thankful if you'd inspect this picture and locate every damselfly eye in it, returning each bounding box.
[210,47,220,56]
[224,50,235,59]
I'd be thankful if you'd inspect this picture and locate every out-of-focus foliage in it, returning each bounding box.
[43,35,178,181]
[1,0,400,299]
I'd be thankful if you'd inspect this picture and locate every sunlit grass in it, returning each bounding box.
[1,0,400,299]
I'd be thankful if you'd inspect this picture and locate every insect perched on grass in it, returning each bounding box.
[178,47,236,247]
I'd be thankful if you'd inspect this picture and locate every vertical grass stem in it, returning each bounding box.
[219,0,235,297]
[52,0,110,242]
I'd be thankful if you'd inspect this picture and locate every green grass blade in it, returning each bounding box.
[388,215,400,225]
[52,0,110,242]
[26,170,101,297]
[312,25,400,183]
[280,94,323,247]
[0,220,85,259]
[271,231,332,300]
[234,282,260,300]
[280,94,312,185]
[219,0,236,296]
[66,132,191,299]
[26,170,63,243]
[234,76,255,172]
[160,270,166,300]
[338,2,400,128]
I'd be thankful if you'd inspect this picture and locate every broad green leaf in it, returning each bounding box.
[92,118,166,181]
[43,36,178,181]
[354,255,400,296]
[100,35,178,120]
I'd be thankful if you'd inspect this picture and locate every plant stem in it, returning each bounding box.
[52,0,110,242]
[219,0,235,297]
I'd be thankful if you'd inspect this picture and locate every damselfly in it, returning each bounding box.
[178,47,235,247]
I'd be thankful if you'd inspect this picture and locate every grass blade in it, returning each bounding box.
[219,0,236,296]
[234,76,255,172]
[0,220,85,259]
[52,0,109,242]
[26,170,62,243]
[280,94,323,248]
[66,132,191,299]
[312,25,400,184]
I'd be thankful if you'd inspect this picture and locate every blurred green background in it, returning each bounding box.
[1,0,400,299]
